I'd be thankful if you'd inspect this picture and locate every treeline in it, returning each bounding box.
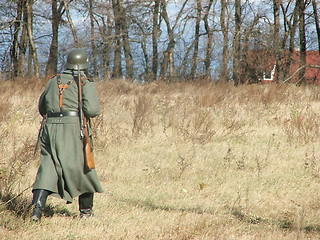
[0,0,319,83]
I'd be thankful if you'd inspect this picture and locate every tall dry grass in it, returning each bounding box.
[1,78,320,239]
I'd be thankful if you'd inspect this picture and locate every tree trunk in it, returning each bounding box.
[220,0,229,81]
[282,1,299,81]
[111,0,122,79]
[95,12,112,81]
[46,0,64,76]
[12,0,23,78]
[62,0,79,46]
[190,0,202,79]
[151,0,160,81]
[11,0,28,78]
[18,0,28,78]
[26,0,40,77]
[203,0,214,79]
[104,17,112,80]
[273,0,284,82]
[298,0,306,84]
[160,0,176,79]
[242,15,260,84]
[140,35,150,81]
[119,0,134,80]
[177,43,194,77]
[233,0,241,85]
[89,0,98,77]
[312,0,320,54]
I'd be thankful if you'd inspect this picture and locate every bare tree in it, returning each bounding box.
[233,0,241,85]
[278,0,299,82]
[89,0,98,77]
[119,0,134,80]
[111,0,123,78]
[91,1,113,80]
[62,0,79,46]
[104,15,113,81]
[135,20,150,80]
[110,0,134,80]
[94,13,113,80]
[2,0,320,82]
[11,0,27,78]
[242,14,262,84]
[46,0,65,76]
[4,0,40,78]
[203,0,215,79]
[298,0,307,84]
[159,0,189,79]
[190,0,202,79]
[219,0,229,81]
[312,0,320,54]
[159,0,175,78]
[26,0,40,77]
[152,0,161,80]
[273,0,284,82]
[80,0,106,78]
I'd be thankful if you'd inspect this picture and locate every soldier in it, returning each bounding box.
[31,48,103,221]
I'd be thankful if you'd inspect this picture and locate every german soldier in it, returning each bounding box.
[31,48,103,221]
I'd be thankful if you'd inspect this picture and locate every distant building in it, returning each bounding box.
[261,50,320,84]
[242,49,320,84]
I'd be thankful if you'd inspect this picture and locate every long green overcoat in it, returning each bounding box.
[33,70,103,203]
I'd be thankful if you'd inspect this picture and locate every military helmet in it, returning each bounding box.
[65,48,90,70]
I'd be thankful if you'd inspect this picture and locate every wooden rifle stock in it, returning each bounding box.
[78,66,95,170]
[82,116,95,169]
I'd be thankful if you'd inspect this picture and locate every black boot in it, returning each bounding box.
[79,193,94,219]
[31,189,49,222]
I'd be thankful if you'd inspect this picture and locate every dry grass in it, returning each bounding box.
[1,78,320,239]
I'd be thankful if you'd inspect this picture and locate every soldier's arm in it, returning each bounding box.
[38,91,47,116]
[38,77,57,116]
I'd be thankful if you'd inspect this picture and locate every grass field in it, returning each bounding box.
[1,78,320,239]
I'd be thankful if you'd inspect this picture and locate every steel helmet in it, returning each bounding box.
[65,48,90,70]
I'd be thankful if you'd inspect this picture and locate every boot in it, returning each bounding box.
[79,193,94,219]
[31,189,49,222]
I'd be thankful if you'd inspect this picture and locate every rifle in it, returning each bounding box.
[77,65,95,170]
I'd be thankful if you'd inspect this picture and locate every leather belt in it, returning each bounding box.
[47,111,79,117]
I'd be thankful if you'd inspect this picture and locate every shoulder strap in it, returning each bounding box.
[57,75,74,111]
